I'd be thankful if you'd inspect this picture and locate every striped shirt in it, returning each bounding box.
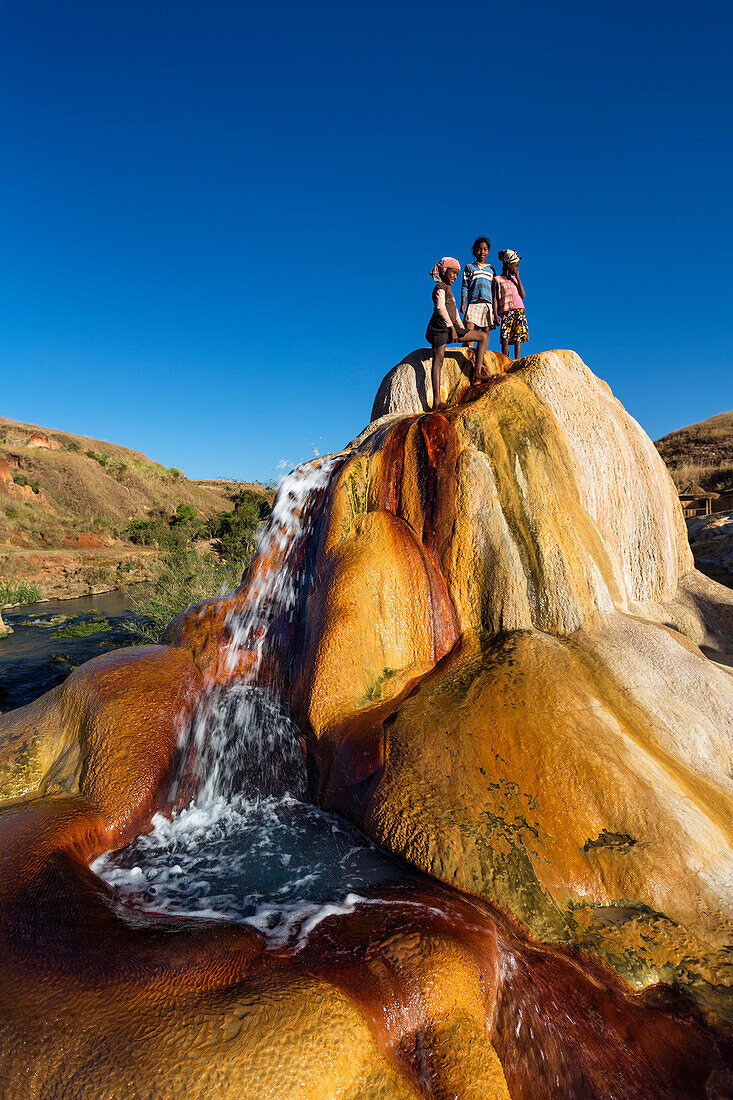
[494,274,524,314]
[461,262,495,307]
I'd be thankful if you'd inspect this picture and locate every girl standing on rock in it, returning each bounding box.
[460,236,497,346]
[493,250,528,360]
[426,257,489,411]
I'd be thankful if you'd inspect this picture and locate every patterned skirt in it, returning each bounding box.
[464,301,496,329]
[500,308,529,344]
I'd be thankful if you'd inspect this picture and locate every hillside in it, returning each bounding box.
[0,417,269,601]
[655,409,733,493]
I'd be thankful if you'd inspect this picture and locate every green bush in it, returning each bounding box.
[85,449,109,467]
[171,503,205,539]
[123,516,172,547]
[0,581,43,605]
[208,491,270,561]
[168,467,184,481]
[12,473,40,493]
[65,440,82,453]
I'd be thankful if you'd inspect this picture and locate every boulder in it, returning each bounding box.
[687,509,733,576]
[26,431,59,449]
[371,347,511,419]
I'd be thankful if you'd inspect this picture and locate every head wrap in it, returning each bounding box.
[430,257,461,281]
[498,249,521,265]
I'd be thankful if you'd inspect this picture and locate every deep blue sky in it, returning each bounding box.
[1,0,731,481]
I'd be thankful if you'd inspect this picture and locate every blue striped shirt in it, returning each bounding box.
[461,262,496,306]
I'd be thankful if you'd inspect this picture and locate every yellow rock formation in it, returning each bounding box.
[1,348,732,1093]
[295,350,733,1015]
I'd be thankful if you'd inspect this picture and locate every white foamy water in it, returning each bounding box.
[92,793,406,946]
[92,456,416,945]
[220,456,338,678]
[193,456,339,803]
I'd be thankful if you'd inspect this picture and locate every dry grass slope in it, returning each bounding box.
[0,416,269,600]
[655,409,733,492]
[0,415,267,539]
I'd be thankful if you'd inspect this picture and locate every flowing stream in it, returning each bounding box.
[93,458,411,945]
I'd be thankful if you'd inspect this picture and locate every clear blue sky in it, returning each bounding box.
[1,0,731,481]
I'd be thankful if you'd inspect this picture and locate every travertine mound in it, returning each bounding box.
[2,348,733,1095]
[293,350,733,1016]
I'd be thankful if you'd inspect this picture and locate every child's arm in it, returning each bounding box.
[514,270,525,299]
[460,267,469,315]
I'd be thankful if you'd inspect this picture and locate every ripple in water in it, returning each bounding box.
[92,793,406,947]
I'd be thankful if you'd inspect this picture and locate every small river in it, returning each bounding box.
[0,591,141,712]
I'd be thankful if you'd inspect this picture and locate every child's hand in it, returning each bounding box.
[450,326,457,341]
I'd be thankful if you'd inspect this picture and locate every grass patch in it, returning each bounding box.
[0,581,43,605]
[51,616,111,638]
[130,547,248,644]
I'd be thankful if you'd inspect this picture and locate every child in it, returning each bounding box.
[460,236,496,345]
[426,257,489,410]
[493,250,528,360]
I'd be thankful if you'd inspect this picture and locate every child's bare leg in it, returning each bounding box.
[514,342,522,360]
[431,344,447,409]
[459,329,490,380]
[474,326,488,371]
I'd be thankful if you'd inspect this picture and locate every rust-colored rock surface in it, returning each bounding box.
[1,348,732,1094]
[299,350,733,1018]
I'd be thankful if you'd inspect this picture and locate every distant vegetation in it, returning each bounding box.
[656,411,733,493]
[129,489,271,643]
[0,581,43,606]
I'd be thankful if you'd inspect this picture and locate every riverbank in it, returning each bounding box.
[1,545,158,604]
[0,591,142,711]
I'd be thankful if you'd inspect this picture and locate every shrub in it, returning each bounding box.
[123,516,172,547]
[208,491,270,560]
[0,581,43,605]
[168,467,184,481]
[65,441,82,453]
[12,473,40,493]
[85,449,109,467]
[173,503,198,524]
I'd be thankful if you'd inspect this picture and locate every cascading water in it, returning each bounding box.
[93,457,410,945]
[188,456,341,803]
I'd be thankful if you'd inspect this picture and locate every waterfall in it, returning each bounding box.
[92,452,409,942]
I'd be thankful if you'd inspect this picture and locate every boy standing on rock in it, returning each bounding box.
[493,250,528,360]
